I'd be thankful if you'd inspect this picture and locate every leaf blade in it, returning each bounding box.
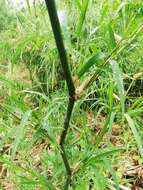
[77,52,104,78]
[125,114,143,158]
[11,111,31,158]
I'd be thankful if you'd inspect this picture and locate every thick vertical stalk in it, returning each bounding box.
[45,0,75,97]
[44,1,75,189]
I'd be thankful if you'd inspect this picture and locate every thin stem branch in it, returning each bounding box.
[60,97,75,189]
[76,24,143,97]
[59,98,75,190]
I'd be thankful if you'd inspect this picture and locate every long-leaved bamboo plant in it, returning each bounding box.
[44,0,143,189]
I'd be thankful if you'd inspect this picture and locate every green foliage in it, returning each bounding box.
[125,114,143,158]
[110,60,125,115]
[0,0,16,31]
[0,0,143,189]
[77,52,104,78]
[76,0,89,36]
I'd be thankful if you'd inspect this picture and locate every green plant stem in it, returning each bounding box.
[60,97,75,190]
[45,0,75,97]
[45,1,76,189]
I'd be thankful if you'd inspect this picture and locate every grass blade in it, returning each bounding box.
[12,111,31,158]
[125,114,143,158]
[108,25,117,50]
[104,159,120,190]
[88,148,123,164]
[76,0,82,9]
[110,60,125,115]
[77,52,104,78]
[76,0,90,36]
[94,112,115,149]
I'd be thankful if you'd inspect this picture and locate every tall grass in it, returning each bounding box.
[0,1,143,190]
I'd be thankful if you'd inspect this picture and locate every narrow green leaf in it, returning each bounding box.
[125,114,143,157]
[76,0,82,9]
[94,168,107,190]
[94,112,115,149]
[11,111,31,158]
[94,118,109,149]
[77,52,104,78]
[100,2,108,23]
[107,112,116,144]
[88,148,123,164]
[108,82,114,112]
[76,0,90,36]
[18,176,38,186]
[108,25,117,50]
[104,159,120,190]
[110,60,125,115]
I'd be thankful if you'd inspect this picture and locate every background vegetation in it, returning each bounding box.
[0,0,143,189]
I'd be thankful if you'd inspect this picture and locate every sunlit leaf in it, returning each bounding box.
[11,111,31,158]
[77,52,104,78]
[76,0,90,36]
[125,114,143,157]
[110,60,125,115]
